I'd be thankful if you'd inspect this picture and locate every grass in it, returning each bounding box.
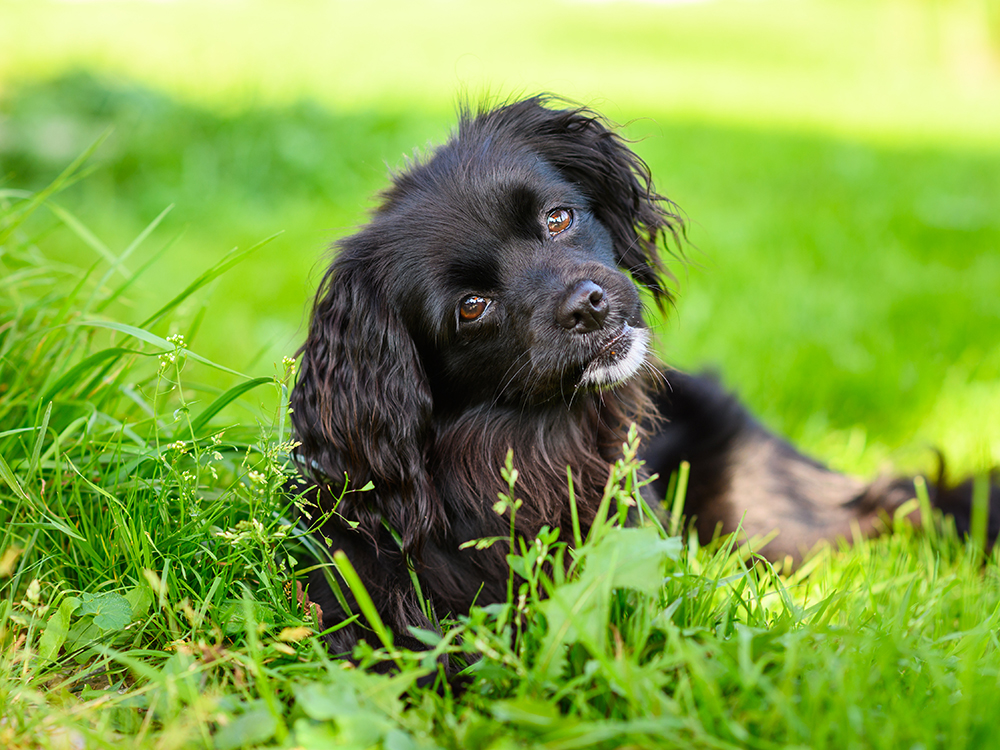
[3,183,1000,748]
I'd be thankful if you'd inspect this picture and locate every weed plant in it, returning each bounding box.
[3,165,1000,749]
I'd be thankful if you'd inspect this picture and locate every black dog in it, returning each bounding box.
[290,97,999,660]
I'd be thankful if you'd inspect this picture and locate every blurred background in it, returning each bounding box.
[2,0,999,475]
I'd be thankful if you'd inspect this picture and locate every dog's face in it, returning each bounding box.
[361,136,649,408]
[291,97,680,551]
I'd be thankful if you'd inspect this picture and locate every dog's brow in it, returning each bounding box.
[505,184,544,242]
[445,251,501,292]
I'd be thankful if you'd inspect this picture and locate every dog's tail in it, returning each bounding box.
[924,466,1000,542]
[846,468,1000,549]
[641,370,1000,563]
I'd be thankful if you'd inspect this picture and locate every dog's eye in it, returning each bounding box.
[546,208,574,236]
[459,295,490,322]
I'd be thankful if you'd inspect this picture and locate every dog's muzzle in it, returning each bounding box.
[579,324,649,387]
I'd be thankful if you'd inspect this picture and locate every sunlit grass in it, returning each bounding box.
[3,0,999,145]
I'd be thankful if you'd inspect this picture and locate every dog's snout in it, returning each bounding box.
[557,280,609,332]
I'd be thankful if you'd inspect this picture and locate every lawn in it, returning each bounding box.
[2,0,1000,747]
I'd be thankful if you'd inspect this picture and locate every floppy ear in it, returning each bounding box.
[290,250,441,555]
[502,98,683,305]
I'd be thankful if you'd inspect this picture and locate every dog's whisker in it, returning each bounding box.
[494,352,530,395]
[640,359,668,389]
[490,353,534,411]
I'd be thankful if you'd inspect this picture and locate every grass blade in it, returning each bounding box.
[85,204,175,313]
[76,320,249,378]
[40,347,136,403]
[189,377,272,436]
[0,128,110,244]
[0,452,30,502]
[27,402,52,476]
[669,460,690,537]
[95,227,185,314]
[139,232,282,329]
[45,202,125,276]
[971,473,991,556]
[914,475,937,544]
[332,550,400,665]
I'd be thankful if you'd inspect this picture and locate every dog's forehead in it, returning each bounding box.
[412,142,573,220]
[376,143,573,261]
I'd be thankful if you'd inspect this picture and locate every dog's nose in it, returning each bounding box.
[557,280,609,332]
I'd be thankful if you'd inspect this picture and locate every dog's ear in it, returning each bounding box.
[291,251,441,555]
[500,98,683,305]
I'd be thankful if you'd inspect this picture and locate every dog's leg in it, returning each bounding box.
[305,539,445,669]
[641,371,1000,562]
[294,483,447,672]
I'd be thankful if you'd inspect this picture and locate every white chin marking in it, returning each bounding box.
[580,325,649,388]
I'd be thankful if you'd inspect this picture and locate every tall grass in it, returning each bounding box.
[3,168,1000,749]
[0,165,310,746]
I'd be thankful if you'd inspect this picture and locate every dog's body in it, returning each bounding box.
[290,97,998,660]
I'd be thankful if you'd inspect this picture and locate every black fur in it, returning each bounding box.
[289,96,1000,662]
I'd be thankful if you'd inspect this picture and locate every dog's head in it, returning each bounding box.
[291,97,681,550]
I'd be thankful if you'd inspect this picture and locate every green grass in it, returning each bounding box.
[3,187,1000,748]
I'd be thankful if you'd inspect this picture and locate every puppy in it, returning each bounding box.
[290,96,999,659]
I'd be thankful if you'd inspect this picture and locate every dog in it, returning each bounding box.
[289,96,999,661]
